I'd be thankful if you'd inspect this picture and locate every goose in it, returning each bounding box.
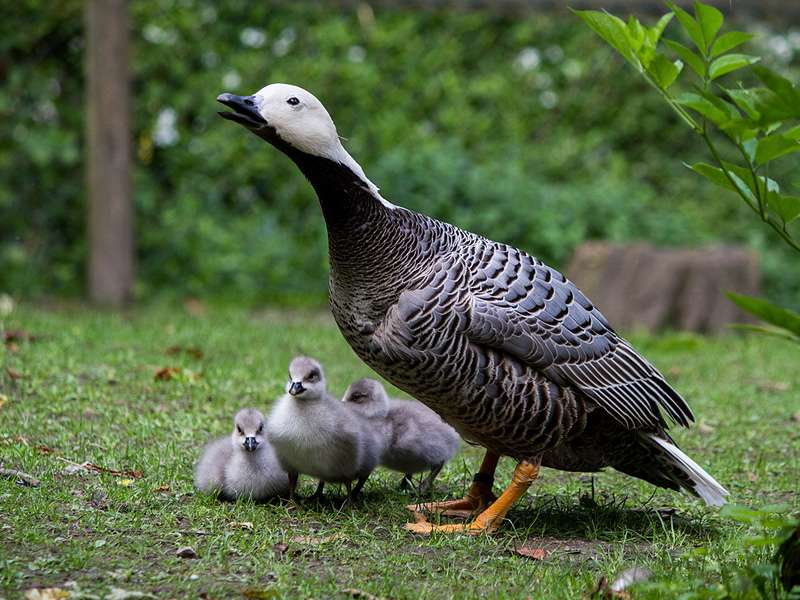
[194,408,289,501]
[343,378,460,493]
[217,84,728,534]
[266,356,384,499]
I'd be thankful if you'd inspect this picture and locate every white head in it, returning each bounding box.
[286,356,327,401]
[342,378,390,419]
[217,84,392,206]
[231,408,266,452]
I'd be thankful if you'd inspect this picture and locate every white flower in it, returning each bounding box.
[515,47,540,72]
[539,90,558,109]
[0,294,14,319]
[545,45,564,63]
[347,45,366,63]
[222,71,242,89]
[272,27,296,57]
[153,108,179,147]
[240,28,266,49]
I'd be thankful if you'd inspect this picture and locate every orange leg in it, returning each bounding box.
[406,451,499,518]
[405,459,540,536]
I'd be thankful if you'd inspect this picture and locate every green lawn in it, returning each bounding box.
[1,303,798,599]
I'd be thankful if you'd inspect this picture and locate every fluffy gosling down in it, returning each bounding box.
[266,356,384,499]
[194,408,289,501]
[343,378,460,493]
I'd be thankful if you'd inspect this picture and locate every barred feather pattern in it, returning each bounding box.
[269,147,720,501]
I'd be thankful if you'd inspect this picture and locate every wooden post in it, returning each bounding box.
[86,0,134,305]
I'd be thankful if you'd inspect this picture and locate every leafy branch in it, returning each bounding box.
[575,1,800,344]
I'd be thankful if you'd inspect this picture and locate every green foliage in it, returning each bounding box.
[577,1,800,339]
[2,2,800,308]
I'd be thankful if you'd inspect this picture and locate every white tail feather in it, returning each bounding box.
[647,435,729,507]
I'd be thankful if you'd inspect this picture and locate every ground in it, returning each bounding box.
[1,303,798,599]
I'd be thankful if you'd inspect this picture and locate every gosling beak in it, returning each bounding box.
[288,381,305,396]
[217,93,267,128]
[244,436,258,452]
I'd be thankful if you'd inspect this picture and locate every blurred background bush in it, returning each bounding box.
[2,1,799,307]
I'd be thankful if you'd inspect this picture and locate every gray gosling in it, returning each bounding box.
[266,356,384,500]
[194,408,289,501]
[343,378,460,493]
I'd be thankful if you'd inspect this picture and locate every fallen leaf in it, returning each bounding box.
[24,588,70,600]
[6,342,19,352]
[0,393,7,409]
[165,345,204,360]
[58,458,143,479]
[106,587,156,600]
[341,589,386,600]
[154,367,181,381]
[35,445,54,455]
[4,329,36,344]
[289,533,342,545]
[176,546,198,559]
[272,542,289,558]
[183,298,206,317]
[228,521,254,531]
[0,467,40,487]
[154,484,170,493]
[698,422,715,435]
[757,380,789,393]
[515,544,547,560]
[5,367,23,380]
[242,589,278,599]
[85,463,143,479]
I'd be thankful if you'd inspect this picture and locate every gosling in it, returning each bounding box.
[343,378,460,493]
[194,408,289,501]
[266,356,384,500]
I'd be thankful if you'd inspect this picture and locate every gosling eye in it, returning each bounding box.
[237,426,244,435]
[257,423,264,434]
[286,97,300,106]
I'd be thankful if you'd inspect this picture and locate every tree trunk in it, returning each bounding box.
[86,0,133,306]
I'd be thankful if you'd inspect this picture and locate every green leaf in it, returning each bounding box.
[667,1,707,54]
[675,92,729,125]
[768,191,800,224]
[626,15,646,54]
[725,292,800,338]
[723,160,779,201]
[753,65,800,108]
[639,13,674,68]
[783,124,800,140]
[665,39,705,77]
[711,31,753,57]
[731,323,800,343]
[687,162,734,190]
[725,86,797,126]
[573,10,637,66]
[708,54,760,80]
[652,12,675,41]
[755,134,800,165]
[694,1,723,49]
[648,54,683,89]
[725,87,761,121]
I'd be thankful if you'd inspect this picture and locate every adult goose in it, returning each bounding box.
[217,84,728,534]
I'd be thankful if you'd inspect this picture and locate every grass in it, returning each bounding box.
[1,302,798,599]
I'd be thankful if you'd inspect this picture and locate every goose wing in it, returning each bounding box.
[464,244,694,430]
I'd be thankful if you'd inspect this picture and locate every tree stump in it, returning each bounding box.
[565,242,760,333]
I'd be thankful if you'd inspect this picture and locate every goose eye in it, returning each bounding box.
[257,423,264,433]
[237,426,243,435]
[287,97,300,106]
